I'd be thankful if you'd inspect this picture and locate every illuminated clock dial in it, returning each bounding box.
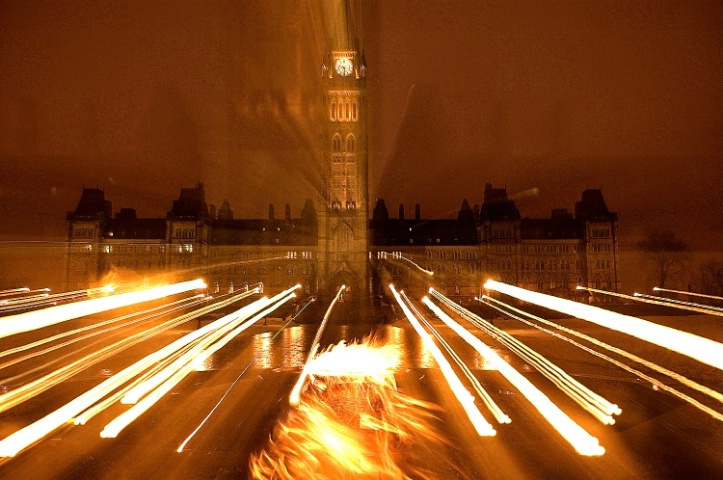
[334,58,353,76]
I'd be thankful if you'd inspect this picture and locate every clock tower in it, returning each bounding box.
[317,0,369,305]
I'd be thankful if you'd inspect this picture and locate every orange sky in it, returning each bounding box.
[0,0,720,291]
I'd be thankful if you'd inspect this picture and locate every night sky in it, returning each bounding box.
[0,0,720,288]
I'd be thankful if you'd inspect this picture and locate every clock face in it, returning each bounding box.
[334,58,353,76]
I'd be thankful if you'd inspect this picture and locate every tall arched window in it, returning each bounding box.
[332,135,342,152]
[331,102,336,121]
[606,276,613,290]
[346,102,351,121]
[334,224,353,261]
[346,135,355,152]
[537,277,544,291]
[352,102,358,121]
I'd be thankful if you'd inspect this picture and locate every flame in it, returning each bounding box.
[250,341,445,479]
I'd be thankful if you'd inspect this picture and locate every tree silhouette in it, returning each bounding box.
[690,259,723,298]
[636,229,689,289]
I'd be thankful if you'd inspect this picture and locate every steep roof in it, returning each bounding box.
[167,183,209,219]
[67,188,111,220]
[575,189,616,221]
[480,183,521,221]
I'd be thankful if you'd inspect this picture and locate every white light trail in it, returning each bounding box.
[121,286,297,405]
[177,296,316,453]
[101,289,298,439]
[0,279,206,339]
[482,295,723,421]
[654,286,723,301]
[487,280,723,370]
[0,287,31,297]
[381,251,434,276]
[424,293,604,456]
[289,285,345,406]
[432,290,620,424]
[632,292,723,316]
[0,289,263,457]
[390,285,496,437]
[0,289,256,416]
[0,294,206,365]
[575,286,723,315]
[403,293,510,425]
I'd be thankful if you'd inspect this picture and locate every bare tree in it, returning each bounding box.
[690,259,723,298]
[636,229,690,288]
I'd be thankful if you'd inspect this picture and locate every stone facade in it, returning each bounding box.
[65,182,620,304]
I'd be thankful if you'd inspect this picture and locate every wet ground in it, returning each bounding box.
[0,299,720,479]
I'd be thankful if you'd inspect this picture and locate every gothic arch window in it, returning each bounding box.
[346,135,355,152]
[331,102,336,121]
[352,102,358,121]
[594,276,601,289]
[332,134,342,152]
[562,277,569,289]
[606,276,613,290]
[537,277,544,291]
[346,102,351,121]
[522,276,529,287]
[333,223,353,261]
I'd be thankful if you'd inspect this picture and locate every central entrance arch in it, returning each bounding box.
[329,270,358,304]
[325,270,362,324]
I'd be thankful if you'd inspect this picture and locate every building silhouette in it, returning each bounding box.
[65,182,620,304]
[64,1,620,304]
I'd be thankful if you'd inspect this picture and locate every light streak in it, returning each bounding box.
[389,285,496,437]
[432,290,620,424]
[121,286,296,406]
[0,289,264,457]
[0,294,206,365]
[177,296,315,453]
[289,285,345,406]
[574,286,723,315]
[482,295,723,421]
[381,251,434,276]
[632,292,723,316]
[0,279,206,339]
[487,280,723,370]
[101,289,297,439]
[404,293,510,424]
[424,293,605,456]
[654,286,723,301]
[0,287,31,297]
[0,289,255,416]
[0,286,114,312]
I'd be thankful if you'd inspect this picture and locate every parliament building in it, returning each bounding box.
[64,2,620,305]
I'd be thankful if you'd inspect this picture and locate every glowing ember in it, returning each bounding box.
[250,341,444,479]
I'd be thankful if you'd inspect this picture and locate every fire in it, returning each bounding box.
[250,341,445,479]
